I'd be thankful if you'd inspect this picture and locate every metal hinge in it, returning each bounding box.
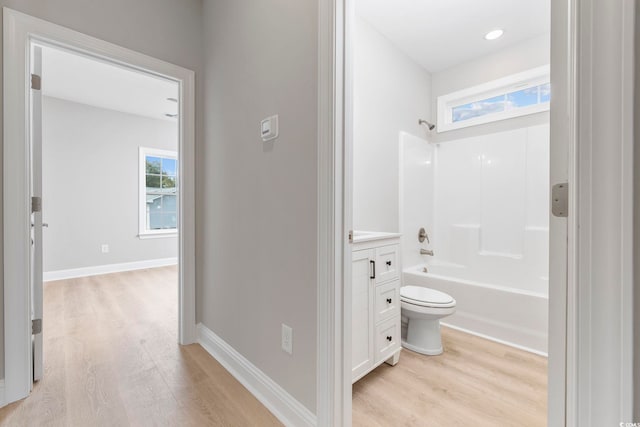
[31,74,41,90]
[32,319,42,335]
[551,183,568,217]
[348,230,353,244]
[31,196,42,213]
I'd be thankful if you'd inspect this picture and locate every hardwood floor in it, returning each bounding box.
[0,266,281,427]
[352,327,548,427]
[0,267,547,426]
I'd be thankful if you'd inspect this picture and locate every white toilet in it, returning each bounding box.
[400,286,456,355]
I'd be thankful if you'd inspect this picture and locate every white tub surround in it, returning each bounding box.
[433,124,550,296]
[403,265,548,355]
[399,123,549,355]
[351,232,402,382]
[399,132,435,269]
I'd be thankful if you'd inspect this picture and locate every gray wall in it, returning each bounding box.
[42,96,178,272]
[0,0,203,381]
[200,0,318,412]
[431,33,550,143]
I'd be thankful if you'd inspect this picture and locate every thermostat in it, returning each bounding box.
[261,115,279,142]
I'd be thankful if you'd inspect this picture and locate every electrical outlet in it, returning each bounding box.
[281,324,293,355]
[101,244,109,254]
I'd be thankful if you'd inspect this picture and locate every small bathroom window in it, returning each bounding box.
[437,65,550,132]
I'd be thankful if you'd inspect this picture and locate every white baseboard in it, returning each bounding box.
[0,379,5,408]
[43,257,178,281]
[197,323,316,427]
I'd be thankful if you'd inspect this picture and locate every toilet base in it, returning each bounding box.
[402,317,444,355]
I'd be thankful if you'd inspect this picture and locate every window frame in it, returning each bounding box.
[138,146,178,238]
[436,65,550,132]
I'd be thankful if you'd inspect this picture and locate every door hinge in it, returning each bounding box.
[551,183,568,217]
[348,230,353,244]
[31,196,42,213]
[32,318,42,335]
[31,74,41,90]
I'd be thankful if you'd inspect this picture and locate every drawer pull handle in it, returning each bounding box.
[386,336,392,342]
[370,260,376,279]
[386,298,392,304]
[386,260,392,266]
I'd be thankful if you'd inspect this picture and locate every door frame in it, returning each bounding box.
[2,8,197,405]
[317,0,635,425]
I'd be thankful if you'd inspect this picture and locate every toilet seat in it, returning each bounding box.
[400,286,456,308]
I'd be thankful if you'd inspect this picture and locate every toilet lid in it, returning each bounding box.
[401,286,454,306]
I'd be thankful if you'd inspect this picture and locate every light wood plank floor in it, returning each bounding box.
[0,266,281,427]
[352,327,548,427]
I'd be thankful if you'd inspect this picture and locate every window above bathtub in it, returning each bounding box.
[436,65,550,133]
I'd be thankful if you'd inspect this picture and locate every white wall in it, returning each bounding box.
[200,0,318,413]
[431,33,550,143]
[42,96,177,273]
[353,16,432,233]
[0,0,203,381]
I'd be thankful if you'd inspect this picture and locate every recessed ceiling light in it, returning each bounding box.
[484,29,504,41]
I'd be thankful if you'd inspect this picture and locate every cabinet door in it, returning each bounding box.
[352,249,374,381]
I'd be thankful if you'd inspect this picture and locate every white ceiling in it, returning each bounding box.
[355,0,550,73]
[41,46,179,121]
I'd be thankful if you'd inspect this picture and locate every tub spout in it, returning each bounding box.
[420,249,434,256]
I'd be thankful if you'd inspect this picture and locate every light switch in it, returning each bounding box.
[261,115,279,142]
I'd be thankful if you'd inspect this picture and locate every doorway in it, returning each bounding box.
[314,0,578,424]
[347,1,551,425]
[3,8,196,405]
[33,40,180,379]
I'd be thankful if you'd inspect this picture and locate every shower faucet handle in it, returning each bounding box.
[418,227,430,244]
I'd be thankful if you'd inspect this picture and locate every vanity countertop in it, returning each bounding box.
[353,230,401,243]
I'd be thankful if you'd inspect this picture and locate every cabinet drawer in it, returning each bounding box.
[375,280,400,323]
[374,244,399,284]
[375,316,401,364]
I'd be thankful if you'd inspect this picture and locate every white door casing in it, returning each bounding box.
[317,0,577,425]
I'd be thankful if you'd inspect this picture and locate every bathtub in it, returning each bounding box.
[403,264,548,355]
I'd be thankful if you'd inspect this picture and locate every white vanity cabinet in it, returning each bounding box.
[351,232,401,383]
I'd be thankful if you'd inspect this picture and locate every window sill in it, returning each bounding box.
[138,231,178,240]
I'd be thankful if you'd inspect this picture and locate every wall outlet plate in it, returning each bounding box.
[281,323,293,355]
[101,244,109,253]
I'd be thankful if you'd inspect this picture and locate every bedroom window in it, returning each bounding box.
[437,65,550,132]
[139,147,178,238]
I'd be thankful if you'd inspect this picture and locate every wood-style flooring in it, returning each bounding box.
[352,326,548,427]
[0,266,281,427]
[0,266,547,426]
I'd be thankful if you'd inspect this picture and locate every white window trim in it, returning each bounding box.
[139,146,178,238]
[436,65,550,132]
